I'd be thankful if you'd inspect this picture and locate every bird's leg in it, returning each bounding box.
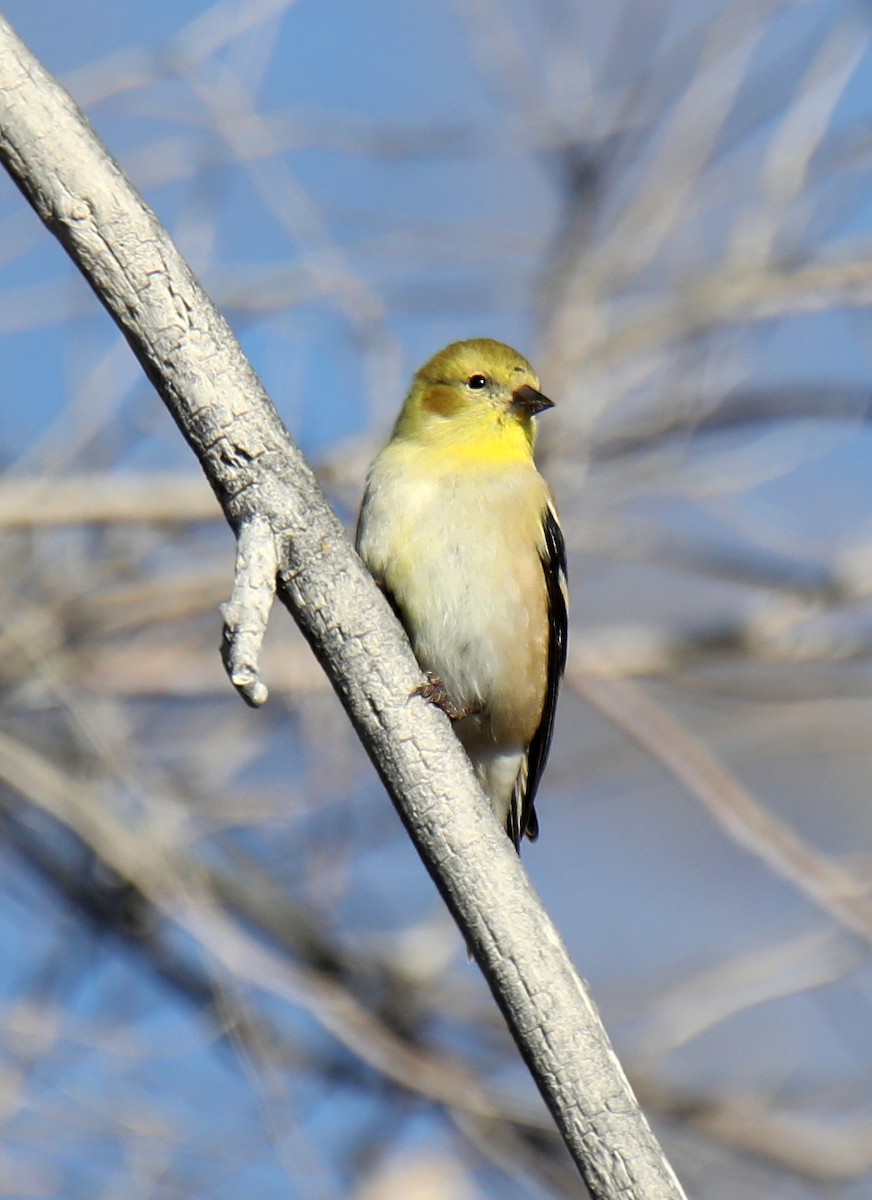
[414,672,481,721]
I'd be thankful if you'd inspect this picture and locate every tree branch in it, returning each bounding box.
[573,666,872,945]
[0,15,685,1198]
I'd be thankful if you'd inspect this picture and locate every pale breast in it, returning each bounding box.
[358,451,549,748]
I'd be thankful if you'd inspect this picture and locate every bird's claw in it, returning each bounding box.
[414,672,480,721]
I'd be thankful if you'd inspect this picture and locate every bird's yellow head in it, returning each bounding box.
[393,338,553,466]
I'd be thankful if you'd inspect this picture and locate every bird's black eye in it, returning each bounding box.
[467,374,487,390]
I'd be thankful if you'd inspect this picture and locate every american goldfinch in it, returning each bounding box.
[356,338,567,849]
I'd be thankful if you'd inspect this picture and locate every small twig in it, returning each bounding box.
[638,1078,872,1182]
[572,663,872,945]
[220,514,277,707]
[0,473,219,527]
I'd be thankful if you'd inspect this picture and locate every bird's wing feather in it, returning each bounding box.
[511,499,568,847]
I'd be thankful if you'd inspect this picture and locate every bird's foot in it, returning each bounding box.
[414,672,481,722]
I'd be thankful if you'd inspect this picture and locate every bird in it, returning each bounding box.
[356,338,567,850]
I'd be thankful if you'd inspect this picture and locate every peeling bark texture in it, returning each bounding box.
[0,15,687,1199]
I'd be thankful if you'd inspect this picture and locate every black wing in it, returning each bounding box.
[510,500,568,848]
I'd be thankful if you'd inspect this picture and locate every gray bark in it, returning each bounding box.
[0,13,687,1198]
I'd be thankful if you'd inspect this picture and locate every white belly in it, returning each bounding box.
[358,458,548,749]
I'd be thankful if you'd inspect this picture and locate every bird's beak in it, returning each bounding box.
[511,384,554,416]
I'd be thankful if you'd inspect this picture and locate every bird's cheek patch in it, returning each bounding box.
[422,384,466,418]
